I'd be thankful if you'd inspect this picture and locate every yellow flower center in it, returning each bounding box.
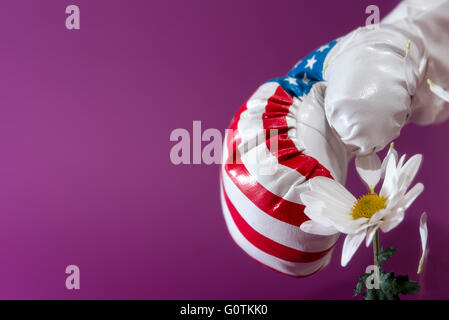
[351,193,387,220]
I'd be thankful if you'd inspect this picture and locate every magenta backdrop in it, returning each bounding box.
[0,0,447,299]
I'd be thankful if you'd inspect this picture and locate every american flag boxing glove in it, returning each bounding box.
[221,41,346,277]
[221,0,449,277]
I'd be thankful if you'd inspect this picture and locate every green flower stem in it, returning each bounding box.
[373,230,380,268]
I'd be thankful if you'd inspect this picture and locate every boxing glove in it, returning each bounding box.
[221,0,449,276]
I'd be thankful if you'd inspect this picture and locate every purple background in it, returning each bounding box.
[0,0,447,299]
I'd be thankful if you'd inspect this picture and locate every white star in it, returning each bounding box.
[284,77,298,86]
[317,44,329,52]
[305,55,317,70]
[302,73,310,85]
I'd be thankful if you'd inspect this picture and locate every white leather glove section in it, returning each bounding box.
[323,0,449,156]
[384,0,449,125]
[323,26,423,156]
[295,82,348,184]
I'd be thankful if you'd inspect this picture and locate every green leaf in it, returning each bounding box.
[358,270,421,300]
[378,247,397,265]
[363,288,379,300]
[379,272,400,300]
[380,271,394,282]
[354,247,421,300]
[354,273,370,297]
[400,281,420,295]
[395,275,421,295]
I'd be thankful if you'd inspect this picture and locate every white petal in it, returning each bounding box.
[306,192,351,220]
[381,144,398,180]
[380,208,405,233]
[363,210,388,247]
[398,154,423,192]
[301,190,360,234]
[302,177,374,234]
[308,176,356,209]
[380,154,399,199]
[341,230,367,267]
[365,225,380,247]
[299,220,339,236]
[418,212,428,274]
[356,153,382,190]
[401,183,424,210]
[338,218,370,234]
[386,191,403,209]
[300,192,326,217]
[428,79,449,103]
[306,177,356,224]
[370,209,389,224]
[300,192,342,227]
[397,154,406,171]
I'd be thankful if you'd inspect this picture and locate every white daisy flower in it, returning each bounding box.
[300,146,424,267]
